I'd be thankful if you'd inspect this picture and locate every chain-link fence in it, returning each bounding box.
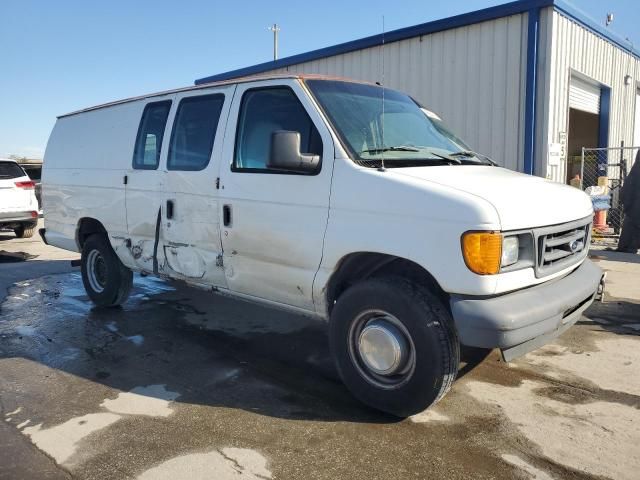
[580,146,638,247]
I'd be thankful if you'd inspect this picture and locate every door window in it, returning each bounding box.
[132,101,172,170]
[168,94,225,171]
[234,87,322,172]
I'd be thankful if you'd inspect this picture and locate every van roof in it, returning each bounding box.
[58,74,379,119]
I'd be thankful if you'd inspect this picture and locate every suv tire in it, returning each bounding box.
[14,223,37,238]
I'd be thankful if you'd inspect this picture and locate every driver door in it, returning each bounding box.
[218,79,335,310]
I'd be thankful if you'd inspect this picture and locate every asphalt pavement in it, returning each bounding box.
[1,221,639,479]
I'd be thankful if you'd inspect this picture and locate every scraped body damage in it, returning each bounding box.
[159,187,226,286]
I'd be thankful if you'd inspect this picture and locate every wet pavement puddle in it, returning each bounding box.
[1,272,639,479]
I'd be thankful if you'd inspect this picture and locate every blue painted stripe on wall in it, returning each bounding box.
[523,7,540,176]
[598,86,611,153]
[596,87,611,175]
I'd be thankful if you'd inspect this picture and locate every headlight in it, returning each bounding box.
[462,232,523,274]
[501,236,519,267]
[461,232,502,275]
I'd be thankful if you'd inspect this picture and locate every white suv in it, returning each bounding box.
[0,159,39,238]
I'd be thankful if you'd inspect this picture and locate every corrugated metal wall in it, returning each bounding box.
[267,15,528,172]
[537,10,640,182]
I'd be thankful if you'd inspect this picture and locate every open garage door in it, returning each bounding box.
[566,76,604,184]
[569,76,601,114]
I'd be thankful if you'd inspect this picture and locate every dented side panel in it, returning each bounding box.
[125,171,165,272]
[124,94,175,273]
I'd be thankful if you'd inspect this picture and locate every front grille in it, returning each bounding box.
[535,218,591,277]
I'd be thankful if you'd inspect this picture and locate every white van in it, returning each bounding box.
[42,75,602,416]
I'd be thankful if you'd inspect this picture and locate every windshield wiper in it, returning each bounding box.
[359,146,461,166]
[429,152,461,164]
[360,145,420,154]
[449,150,497,166]
[363,156,462,168]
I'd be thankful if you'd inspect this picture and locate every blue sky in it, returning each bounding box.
[1,0,638,158]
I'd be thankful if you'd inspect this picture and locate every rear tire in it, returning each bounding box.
[14,223,36,238]
[81,234,133,307]
[329,276,459,417]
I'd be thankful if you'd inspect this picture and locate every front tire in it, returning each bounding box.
[329,276,459,417]
[81,234,133,307]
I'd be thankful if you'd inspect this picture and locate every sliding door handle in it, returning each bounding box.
[223,204,232,227]
[166,200,175,219]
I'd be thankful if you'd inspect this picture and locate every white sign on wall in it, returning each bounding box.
[558,131,567,158]
[548,143,563,166]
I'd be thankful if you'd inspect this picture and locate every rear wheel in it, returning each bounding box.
[329,276,459,417]
[81,234,132,307]
[14,223,36,238]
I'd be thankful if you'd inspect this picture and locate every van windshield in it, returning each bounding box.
[424,112,471,152]
[305,80,491,167]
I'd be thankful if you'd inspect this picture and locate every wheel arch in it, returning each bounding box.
[76,217,108,250]
[325,252,448,315]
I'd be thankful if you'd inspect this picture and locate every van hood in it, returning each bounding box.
[391,165,593,230]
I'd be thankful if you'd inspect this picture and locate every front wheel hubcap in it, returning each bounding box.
[349,310,416,390]
[358,320,408,375]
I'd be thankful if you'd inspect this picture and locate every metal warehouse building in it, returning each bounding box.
[196,0,640,184]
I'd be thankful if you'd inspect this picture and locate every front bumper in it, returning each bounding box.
[450,259,602,361]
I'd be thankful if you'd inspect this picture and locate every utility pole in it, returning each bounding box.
[268,23,280,60]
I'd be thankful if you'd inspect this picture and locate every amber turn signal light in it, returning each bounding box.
[461,231,503,275]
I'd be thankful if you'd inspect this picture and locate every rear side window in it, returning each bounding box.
[234,87,322,172]
[0,161,26,179]
[132,101,172,170]
[168,94,225,171]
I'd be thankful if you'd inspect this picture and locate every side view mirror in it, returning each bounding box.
[268,130,320,173]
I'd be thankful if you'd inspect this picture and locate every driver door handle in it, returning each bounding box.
[223,205,232,227]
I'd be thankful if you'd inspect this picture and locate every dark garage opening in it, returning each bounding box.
[566,107,600,184]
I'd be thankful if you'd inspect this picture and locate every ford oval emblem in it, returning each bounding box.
[569,240,583,252]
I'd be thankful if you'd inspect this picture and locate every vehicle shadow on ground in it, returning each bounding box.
[457,346,494,379]
[0,272,417,424]
[1,231,40,262]
[0,250,37,263]
[0,260,75,295]
[582,298,640,337]
[589,249,640,265]
[0,230,21,241]
[0,269,497,424]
